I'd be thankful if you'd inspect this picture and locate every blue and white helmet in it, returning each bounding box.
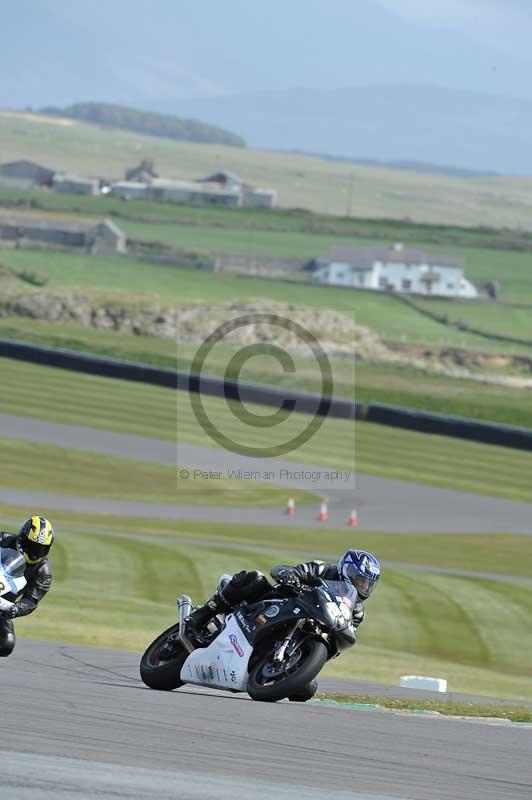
[338,550,380,599]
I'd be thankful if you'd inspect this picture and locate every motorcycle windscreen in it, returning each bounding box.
[322,580,358,626]
[0,547,27,595]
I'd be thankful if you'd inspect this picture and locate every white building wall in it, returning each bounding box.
[313,262,373,287]
[379,262,476,298]
[313,259,477,298]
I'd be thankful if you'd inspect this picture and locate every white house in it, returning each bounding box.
[312,243,477,298]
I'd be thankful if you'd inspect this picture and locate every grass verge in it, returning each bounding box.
[2,357,532,503]
[1,317,531,428]
[315,694,532,722]
[0,437,315,507]
[1,503,532,577]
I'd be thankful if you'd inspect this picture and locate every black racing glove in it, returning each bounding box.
[277,571,301,591]
[0,605,19,620]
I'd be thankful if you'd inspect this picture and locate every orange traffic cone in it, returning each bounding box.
[287,497,295,516]
[319,498,329,522]
[347,507,358,527]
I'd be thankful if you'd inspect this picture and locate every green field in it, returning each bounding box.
[2,357,532,502]
[3,184,532,253]
[2,110,532,230]
[3,250,532,353]
[2,503,530,701]
[412,296,532,342]
[0,437,314,507]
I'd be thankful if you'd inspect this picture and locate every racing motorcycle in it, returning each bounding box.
[0,547,27,613]
[140,575,357,702]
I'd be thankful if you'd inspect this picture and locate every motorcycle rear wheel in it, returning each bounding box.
[247,638,327,702]
[140,623,188,691]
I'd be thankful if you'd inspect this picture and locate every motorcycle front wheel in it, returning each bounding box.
[140,623,188,691]
[247,638,327,702]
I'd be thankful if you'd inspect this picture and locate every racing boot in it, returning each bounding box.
[185,591,231,641]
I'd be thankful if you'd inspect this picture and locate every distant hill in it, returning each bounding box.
[38,102,246,149]
[280,151,499,179]
[172,85,532,174]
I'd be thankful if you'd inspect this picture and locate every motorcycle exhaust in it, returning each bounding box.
[177,594,195,654]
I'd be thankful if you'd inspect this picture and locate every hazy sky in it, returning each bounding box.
[380,0,532,58]
[3,1,532,171]
[4,0,532,102]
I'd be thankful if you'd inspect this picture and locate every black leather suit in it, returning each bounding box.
[0,532,53,657]
[223,560,365,629]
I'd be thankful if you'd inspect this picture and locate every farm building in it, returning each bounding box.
[110,181,149,200]
[0,160,55,189]
[199,170,277,208]
[0,212,126,255]
[312,243,477,298]
[147,178,241,206]
[52,173,100,196]
[108,165,277,208]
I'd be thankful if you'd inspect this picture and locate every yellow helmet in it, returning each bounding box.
[17,516,54,564]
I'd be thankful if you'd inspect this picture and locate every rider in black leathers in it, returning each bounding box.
[186,556,373,638]
[0,517,54,657]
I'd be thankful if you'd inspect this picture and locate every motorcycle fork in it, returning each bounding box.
[177,594,195,654]
[272,620,302,662]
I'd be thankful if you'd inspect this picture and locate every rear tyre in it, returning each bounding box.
[247,639,327,703]
[140,623,189,691]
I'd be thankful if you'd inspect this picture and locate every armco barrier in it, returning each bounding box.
[1,337,531,450]
[0,338,362,420]
[366,403,532,452]
[0,338,177,388]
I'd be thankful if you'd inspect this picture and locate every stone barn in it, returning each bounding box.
[52,173,100,196]
[0,212,126,255]
[0,160,55,189]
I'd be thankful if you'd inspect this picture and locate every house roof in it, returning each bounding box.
[53,173,98,185]
[0,159,54,172]
[199,170,242,186]
[327,244,463,270]
[0,211,124,237]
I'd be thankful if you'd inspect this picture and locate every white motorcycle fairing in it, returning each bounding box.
[0,547,27,611]
[180,613,253,691]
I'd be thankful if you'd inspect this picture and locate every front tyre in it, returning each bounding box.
[140,623,188,691]
[247,638,327,702]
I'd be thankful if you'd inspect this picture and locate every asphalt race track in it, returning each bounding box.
[3,640,532,800]
[2,414,532,799]
[1,413,532,533]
